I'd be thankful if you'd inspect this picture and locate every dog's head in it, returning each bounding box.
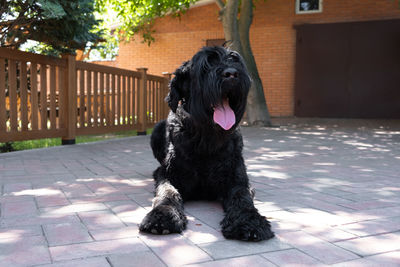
[166,46,251,131]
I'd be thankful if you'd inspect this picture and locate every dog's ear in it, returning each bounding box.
[166,61,190,112]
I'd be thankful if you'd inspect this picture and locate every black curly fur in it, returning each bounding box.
[139,46,274,241]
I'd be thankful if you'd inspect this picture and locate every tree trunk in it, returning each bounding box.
[219,0,243,54]
[239,0,271,126]
[218,0,272,126]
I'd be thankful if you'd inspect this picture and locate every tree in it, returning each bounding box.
[0,0,103,55]
[97,0,272,126]
[217,0,271,126]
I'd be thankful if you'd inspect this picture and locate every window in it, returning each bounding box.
[296,0,323,14]
[206,39,225,47]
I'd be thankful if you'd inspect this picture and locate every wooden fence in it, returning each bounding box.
[0,48,170,144]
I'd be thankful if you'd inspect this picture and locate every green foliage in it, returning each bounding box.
[0,142,15,153]
[25,42,62,57]
[1,0,104,55]
[85,28,119,60]
[95,0,198,45]
[38,0,67,18]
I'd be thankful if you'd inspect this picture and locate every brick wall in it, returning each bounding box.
[97,0,400,117]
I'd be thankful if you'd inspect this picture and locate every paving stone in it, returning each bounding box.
[85,165,115,176]
[0,225,42,240]
[50,237,148,261]
[108,251,166,267]
[316,188,356,198]
[0,195,34,203]
[335,232,400,256]
[261,248,326,266]
[104,177,142,187]
[0,214,80,228]
[184,201,223,211]
[271,220,303,233]
[127,192,154,208]
[337,216,400,237]
[0,169,27,177]
[255,202,284,213]
[38,257,111,267]
[90,226,139,241]
[9,186,65,196]
[186,255,275,267]
[359,206,400,219]
[118,209,149,225]
[112,185,150,194]
[302,226,358,242]
[332,251,400,267]
[43,222,92,246]
[1,200,38,217]
[278,231,360,264]
[68,193,130,204]
[1,120,400,266]
[105,200,143,217]
[340,193,390,202]
[339,200,399,210]
[78,210,126,230]
[41,202,108,215]
[85,181,119,195]
[296,198,356,214]
[36,194,70,208]
[182,216,225,244]
[198,237,291,259]
[270,208,370,227]
[62,183,96,198]
[185,203,224,230]
[3,182,32,195]
[140,233,213,266]
[0,235,51,266]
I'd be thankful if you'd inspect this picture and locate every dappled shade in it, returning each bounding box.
[0,119,400,265]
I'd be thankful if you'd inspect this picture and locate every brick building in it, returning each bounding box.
[99,0,400,118]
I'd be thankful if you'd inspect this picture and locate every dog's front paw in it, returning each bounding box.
[221,210,274,241]
[139,205,187,235]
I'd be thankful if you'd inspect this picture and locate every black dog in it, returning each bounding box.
[139,46,274,241]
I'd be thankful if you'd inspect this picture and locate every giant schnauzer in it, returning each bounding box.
[139,46,274,241]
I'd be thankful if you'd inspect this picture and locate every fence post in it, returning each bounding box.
[62,54,77,145]
[162,72,172,119]
[137,68,148,135]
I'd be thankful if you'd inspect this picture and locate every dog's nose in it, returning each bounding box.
[222,68,238,78]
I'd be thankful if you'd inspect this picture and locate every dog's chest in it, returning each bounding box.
[176,140,239,180]
[164,130,245,200]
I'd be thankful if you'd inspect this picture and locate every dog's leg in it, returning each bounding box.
[221,186,274,241]
[139,178,187,234]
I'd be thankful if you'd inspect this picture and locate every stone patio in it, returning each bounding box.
[1,119,400,266]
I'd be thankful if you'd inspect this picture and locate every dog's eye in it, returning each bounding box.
[227,52,240,62]
[207,55,219,66]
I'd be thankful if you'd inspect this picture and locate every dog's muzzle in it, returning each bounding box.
[211,68,241,131]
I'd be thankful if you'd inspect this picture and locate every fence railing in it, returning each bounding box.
[0,48,170,144]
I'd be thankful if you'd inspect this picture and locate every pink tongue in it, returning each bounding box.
[213,99,235,130]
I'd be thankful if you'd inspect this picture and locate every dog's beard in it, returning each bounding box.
[211,76,248,131]
[184,50,250,132]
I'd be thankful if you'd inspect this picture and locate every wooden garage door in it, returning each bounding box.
[294,19,400,118]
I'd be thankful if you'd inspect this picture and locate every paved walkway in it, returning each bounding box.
[1,119,400,266]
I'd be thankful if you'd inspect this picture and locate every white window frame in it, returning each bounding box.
[295,0,323,14]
